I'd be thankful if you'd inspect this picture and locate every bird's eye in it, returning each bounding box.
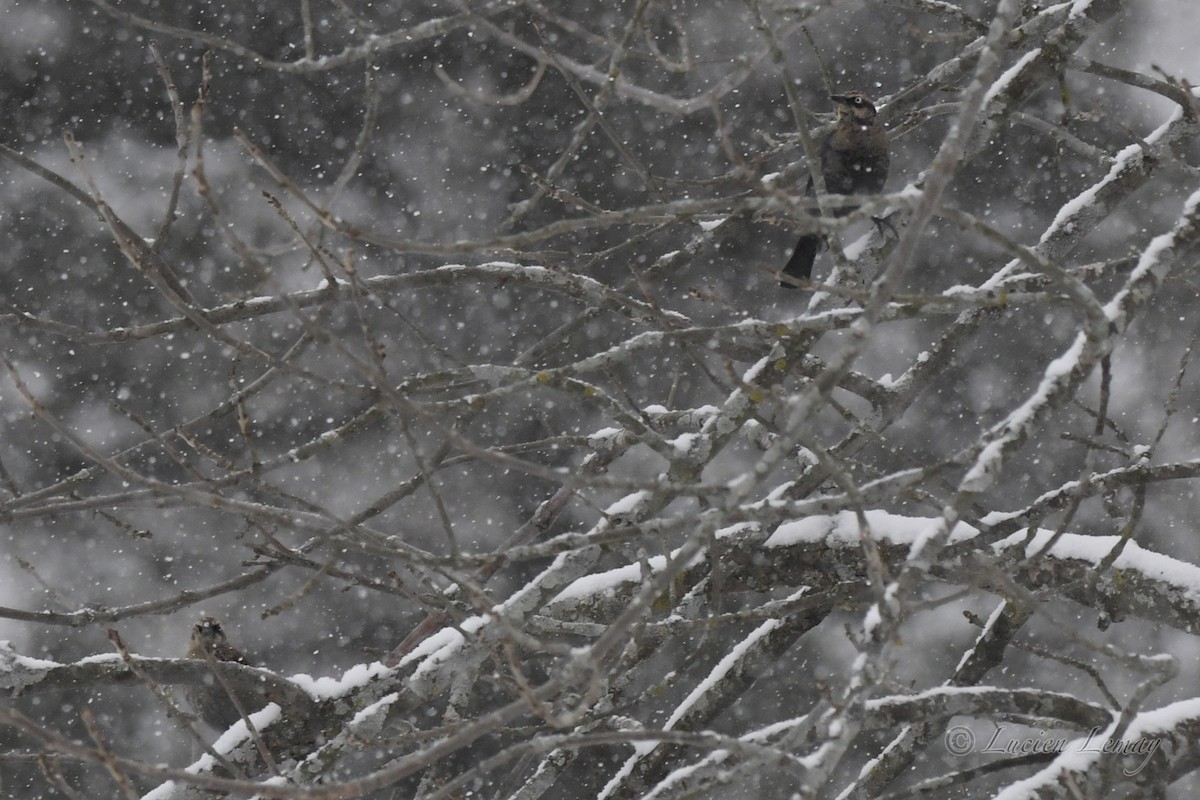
[853,97,864,105]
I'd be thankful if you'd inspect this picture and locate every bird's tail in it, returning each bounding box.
[780,234,821,288]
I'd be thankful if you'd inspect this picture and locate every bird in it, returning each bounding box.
[781,91,890,287]
[185,616,255,729]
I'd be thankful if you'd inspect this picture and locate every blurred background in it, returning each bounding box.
[1,0,1198,796]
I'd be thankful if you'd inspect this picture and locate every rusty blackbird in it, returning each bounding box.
[781,91,889,287]
[185,615,257,729]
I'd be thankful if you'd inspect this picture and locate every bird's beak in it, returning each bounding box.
[829,94,849,103]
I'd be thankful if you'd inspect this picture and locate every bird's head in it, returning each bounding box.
[191,616,228,646]
[830,91,879,126]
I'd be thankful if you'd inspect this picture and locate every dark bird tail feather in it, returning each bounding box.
[781,234,821,288]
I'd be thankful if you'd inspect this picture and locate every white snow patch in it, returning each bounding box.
[1124,697,1200,738]
[1041,144,1142,246]
[1129,227,1173,276]
[587,426,624,449]
[742,354,773,384]
[870,584,899,633]
[212,703,282,753]
[765,510,978,549]
[145,704,285,798]
[141,780,180,800]
[597,751,642,800]
[715,522,758,540]
[1068,0,1095,17]
[665,614,786,732]
[960,439,1005,494]
[288,660,390,700]
[348,691,400,728]
[600,615,794,797]
[998,529,1200,598]
[642,754,728,800]
[1145,104,1185,146]
[10,651,66,670]
[605,490,650,517]
[961,333,1085,493]
[1104,186,1200,326]
[551,548,707,605]
[391,623,474,669]
[668,432,709,460]
[984,48,1042,105]
[551,556,670,603]
[992,722,1120,800]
